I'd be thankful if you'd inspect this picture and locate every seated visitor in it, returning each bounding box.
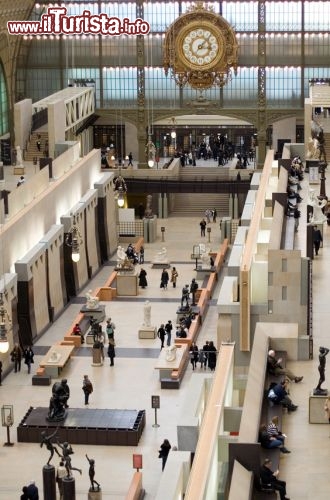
[260,458,290,500]
[72,323,84,344]
[267,416,286,445]
[267,350,303,383]
[258,424,290,453]
[268,380,298,412]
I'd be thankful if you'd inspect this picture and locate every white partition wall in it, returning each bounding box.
[15,242,49,345]
[40,225,66,320]
[79,190,100,277]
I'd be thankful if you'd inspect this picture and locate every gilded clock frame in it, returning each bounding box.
[177,21,225,72]
[163,3,238,89]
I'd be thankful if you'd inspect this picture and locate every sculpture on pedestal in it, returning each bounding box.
[86,454,101,491]
[47,380,70,422]
[85,290,99,310]
[314,347,330,395]
[307,189,327,224]
[144,194,154,218]
[16,145,23,166]
[310,120,327,164]
[40,429,61,465]
[57,441,82,477]
[165,345,177,362]
[116,245,134,270]
[143,300,151,327]
[181,284,190,309]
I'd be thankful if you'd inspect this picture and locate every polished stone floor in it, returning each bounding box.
[0,160,328,499]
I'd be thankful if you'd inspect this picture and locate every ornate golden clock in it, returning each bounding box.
[163,2,238,89]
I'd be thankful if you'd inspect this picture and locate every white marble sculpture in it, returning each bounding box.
[155,247,167,262]
[200,245,211,266]
[308,189,327,224]
[165,345,177,362]
[16,146,23,166]
[85,290,99,309]
[143,300,151,327]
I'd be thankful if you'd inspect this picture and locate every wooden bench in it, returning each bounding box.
[125,471,145,500]
[64,312,90,346]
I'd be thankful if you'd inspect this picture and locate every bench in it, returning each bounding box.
[32,366,51,386]
[64,312,90,346]
[159,345,189,389]
[39,343,75,377]
[229,330,289,499]
[125,471,145,500]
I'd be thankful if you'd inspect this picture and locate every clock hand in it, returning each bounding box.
[197,40,208,50]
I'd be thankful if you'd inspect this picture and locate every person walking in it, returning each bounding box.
[10,343,22,373]
[160,268,169,290]
[107,339,116,366]
[25,480,39,500]
[36,137,41,152]
[128,152,133,166]
[159,439,171,471]
[170,266,178,288]
[139,246,145,264]
[200,218,206,236]
[212,208,217,223]
[189,343,199,370]
[165,320,173,346]
[106,318,116,340]
[138,268,148,288]
[157,324,166,349]
[23,346,34,374]
[313,225,323,256]
[82,375,93,405]
[56,460,66,499]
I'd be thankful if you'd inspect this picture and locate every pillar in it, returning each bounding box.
[42,464,56,500]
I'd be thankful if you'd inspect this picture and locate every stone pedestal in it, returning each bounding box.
[309,391,329,423]
[81,305,106,323]
[117,271,138,296]
[42,464,56,500]
[138,326,156,339]
[151,260,171,269]
[88,488,102,500]
[92,347,103,366]
[63,476,75,500]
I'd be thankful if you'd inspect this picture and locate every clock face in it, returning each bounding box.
[181,27,221,69]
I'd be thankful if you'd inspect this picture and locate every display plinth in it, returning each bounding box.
[80,305,106,323]
[138,326,156,339]
[117,271,138,296]
[88,489,102,500]
[309,391,329,423]
[152,260,171,269]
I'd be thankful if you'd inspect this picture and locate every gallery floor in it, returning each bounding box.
[0,161,329,499]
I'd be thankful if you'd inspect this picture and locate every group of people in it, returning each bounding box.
[188,340,217,371]
[10,343,34,374]
[267,349,303,412]
[157,320,173,349]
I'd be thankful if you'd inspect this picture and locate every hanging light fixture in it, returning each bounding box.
[0,292,10,354]
[114,166,128,207]
[65,214,83,262]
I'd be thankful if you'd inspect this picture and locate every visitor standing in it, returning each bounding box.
[82,375,93,405]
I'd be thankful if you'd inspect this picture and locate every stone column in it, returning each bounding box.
[42,464,56,500]
[63,475,75,500]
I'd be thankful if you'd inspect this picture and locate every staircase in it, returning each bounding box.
[170,193,229,217]
[170,166,231,216]
[24,131,49,161]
